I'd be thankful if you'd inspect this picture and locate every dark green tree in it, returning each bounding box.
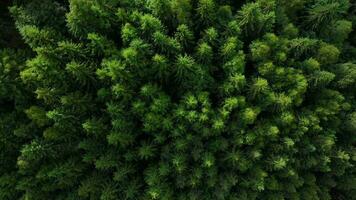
[0,0,355,199]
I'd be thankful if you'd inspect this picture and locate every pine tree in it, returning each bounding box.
[0,0,355,199]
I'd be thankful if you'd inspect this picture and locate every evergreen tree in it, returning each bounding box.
[0,0,355,199]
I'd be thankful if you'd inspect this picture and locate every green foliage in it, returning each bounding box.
[0,0,355,199]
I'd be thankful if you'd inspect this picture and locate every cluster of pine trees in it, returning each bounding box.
[0,0,355,199]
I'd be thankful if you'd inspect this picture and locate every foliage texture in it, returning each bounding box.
[0,0,356,199]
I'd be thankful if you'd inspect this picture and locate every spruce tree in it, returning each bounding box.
[0,0,355,199]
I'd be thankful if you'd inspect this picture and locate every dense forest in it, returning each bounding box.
[0,0,355,199]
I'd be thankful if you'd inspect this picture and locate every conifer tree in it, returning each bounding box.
[0,0,355,199]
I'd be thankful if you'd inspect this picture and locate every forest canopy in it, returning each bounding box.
[0,0,355,199]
